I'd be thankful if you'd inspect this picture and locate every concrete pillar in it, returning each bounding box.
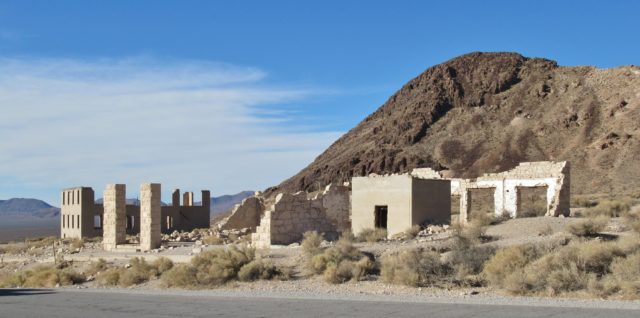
[140,183,161,251]
[183,192,194,206]
[201,190,211,208]
[504,184,518,218]
[459,187,469,225]
[103,184,126,251]
[172,189,180,207]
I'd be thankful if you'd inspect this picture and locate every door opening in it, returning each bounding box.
[374,206,388,229]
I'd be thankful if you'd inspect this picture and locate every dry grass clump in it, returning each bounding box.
[161,245,285,288]
[0,242,29,255]
[202,235,224,245]
[356,228,388,243]
[301,231,323,256]
[567,215,610,237]
[303,234,375,284]
[482,237,640,298]
[446,237,495,285]
[623,205,640,234]
[96,256,174,287]
[518,203,547,218]
[380,249,447,287]
[0,264,84,288]
[584,199,633,218]
[571,196,599,208]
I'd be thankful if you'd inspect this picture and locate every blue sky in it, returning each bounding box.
[0,1,639,205]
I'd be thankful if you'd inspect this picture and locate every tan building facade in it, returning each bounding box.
[351,174,451,238]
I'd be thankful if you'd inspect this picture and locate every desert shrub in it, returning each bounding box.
[483,245,542,288]
[152,257,174,274]
[623,205,640,233]
[301,231,323,256]
[95,257,166,287]
[380,249,447,287]
[190,245,255,286]
[203,235,223,245]
[518,203,547,218]
[584,199,632,218]
[446,238,495,284]
[539,224,554,236]
[96,268,122,286]
[161,264,198,288]
[356,228,387,243]
[86,258,108,276]
[567,216,610,237]
[607,252,640,297]
[306,237,375,284]
[571,197,599,208]
[237,259,279,282]
[0,265,84,288]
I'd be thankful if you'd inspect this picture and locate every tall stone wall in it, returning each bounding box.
[140,183,161,251]
[103,184,126,251]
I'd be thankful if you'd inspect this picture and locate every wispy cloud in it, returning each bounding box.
[0,57,342,203]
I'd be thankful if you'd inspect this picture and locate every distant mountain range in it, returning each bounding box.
[0,191,254,219]
[0,198,60,218]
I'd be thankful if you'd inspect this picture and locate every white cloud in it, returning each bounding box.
[0,57,342,204]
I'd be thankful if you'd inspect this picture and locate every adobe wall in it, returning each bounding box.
[412,179,451,226]
[351,174,414,237]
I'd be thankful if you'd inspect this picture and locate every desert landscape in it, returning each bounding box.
[1,2,640,317]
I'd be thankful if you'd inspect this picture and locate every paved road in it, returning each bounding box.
[0,288,639,318]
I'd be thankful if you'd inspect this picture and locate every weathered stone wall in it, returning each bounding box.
[103,184,126,251]
[219,196,264,231]
[252,184,350,248]
[456,161,570,223]
[140,183,161,251]
[60,187,98,239]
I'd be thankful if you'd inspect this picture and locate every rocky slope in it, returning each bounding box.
[269,52,640,196]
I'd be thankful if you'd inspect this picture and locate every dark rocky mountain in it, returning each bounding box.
[0,198,60,218]
[269,52,640,197]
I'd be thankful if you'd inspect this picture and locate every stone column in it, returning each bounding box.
[172,189,180,207]
[459,187,469,225]
[183,192,194,206]
[103,184,126,251]
[201,190,211,208]
[140,183,161,251]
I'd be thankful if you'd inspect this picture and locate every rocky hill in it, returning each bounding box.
[269,52,640,196]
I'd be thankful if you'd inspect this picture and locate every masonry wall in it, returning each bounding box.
[219,196,264,231]
[252,185,350,248]
[60,187,97,239]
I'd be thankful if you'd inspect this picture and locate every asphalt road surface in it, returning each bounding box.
[1,288,639,318]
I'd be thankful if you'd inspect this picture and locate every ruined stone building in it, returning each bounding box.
[60,184,210,241]
[351,174,451,238]
[411,161,571,223]
[251,185,350,248]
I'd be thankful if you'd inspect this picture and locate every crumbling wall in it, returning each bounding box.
[219,196,264,231]
[457,161,570,223]
[252,184,350,248]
